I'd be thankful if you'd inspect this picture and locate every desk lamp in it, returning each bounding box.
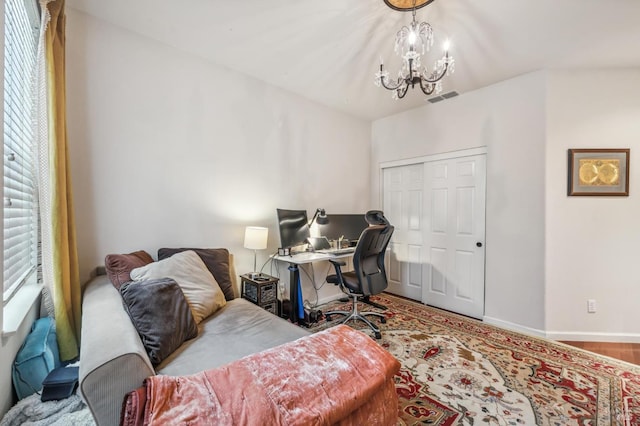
[244,226,268,278]
[308,208,329,226]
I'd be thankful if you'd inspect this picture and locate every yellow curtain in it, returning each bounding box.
[45,0,81,361]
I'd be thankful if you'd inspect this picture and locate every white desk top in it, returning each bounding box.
[274,251,352,265]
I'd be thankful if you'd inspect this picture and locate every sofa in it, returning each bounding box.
[79,249,399,426]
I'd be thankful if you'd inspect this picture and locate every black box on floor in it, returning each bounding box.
[41,366,79,402]
[279,299,290,319]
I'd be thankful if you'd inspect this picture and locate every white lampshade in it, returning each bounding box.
[244,226,268,250]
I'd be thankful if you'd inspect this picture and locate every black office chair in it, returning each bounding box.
[324,211,394,339]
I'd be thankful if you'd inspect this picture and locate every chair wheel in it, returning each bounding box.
[374,332,382,339]
[380,317,386,324]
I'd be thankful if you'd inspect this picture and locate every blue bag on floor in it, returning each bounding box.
[12,317,60,400]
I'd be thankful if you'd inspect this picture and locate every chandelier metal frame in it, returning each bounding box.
[375,0,454,99]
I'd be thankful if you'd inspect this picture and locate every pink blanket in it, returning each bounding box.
[121,325,400,425]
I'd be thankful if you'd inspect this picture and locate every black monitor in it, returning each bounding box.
[276,209,310,249]
[318,214,369,242]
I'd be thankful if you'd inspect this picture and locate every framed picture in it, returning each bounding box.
[568,148,630,196]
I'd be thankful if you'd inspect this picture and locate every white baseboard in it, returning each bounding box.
[484,316,640,343]
[483,316,547,338]
[545,331,640,343]
[316,293,345,306]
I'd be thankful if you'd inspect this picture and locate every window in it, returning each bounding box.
[3,0,40,301]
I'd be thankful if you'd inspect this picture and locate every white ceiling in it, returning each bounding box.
[66,0,640,121]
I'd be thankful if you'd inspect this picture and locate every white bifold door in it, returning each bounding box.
[383,163,426,301]
[382,152,486,319]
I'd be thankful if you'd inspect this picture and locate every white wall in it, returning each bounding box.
[372,68,640,341]
[372,71,548,333]
[545,69,640,341]
[65,9,371,305]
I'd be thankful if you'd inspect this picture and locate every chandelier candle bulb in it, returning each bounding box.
[408,31,417,45]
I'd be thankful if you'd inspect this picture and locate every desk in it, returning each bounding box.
[274,251,352,324]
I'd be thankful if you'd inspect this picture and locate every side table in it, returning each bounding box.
[240,273,279,315]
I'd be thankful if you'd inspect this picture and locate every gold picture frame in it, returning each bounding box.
[568,149,630,196]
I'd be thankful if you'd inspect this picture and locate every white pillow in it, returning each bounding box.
[130,250,226,323]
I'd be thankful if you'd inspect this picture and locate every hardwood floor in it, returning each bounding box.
[560,341,640,365]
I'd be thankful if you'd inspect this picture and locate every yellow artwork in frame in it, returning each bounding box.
[568,149,630,196]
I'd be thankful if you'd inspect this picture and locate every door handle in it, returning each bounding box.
[476,242,483,247]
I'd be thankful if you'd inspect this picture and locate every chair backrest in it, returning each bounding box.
[352,223,395,296]
[365,210,390,227]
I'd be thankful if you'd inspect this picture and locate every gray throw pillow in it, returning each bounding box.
[120,278,198,366]
[158,248,235,301]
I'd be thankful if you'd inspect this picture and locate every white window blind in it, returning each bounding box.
[3,0,39,300]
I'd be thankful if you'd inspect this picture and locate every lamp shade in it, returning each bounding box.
[308,208,329,226]
[316,209,329,225]
[244,226,268,250]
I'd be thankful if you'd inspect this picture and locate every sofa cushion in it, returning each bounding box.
[130,250,226,323]
[157,248,235,301]
[104,250,154,289]
[156,298,309,375]
[120,278,198,366]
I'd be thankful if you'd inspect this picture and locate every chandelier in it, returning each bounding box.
[375,0,454,99]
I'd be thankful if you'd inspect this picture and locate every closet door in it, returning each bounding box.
[423,154,486,319]
[382,164,425,301]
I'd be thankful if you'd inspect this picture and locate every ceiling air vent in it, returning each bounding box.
[428,91,459,103]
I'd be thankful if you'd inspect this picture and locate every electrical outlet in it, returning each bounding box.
[587,299,597,313]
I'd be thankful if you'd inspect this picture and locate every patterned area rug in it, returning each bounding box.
[308,293,640,425]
